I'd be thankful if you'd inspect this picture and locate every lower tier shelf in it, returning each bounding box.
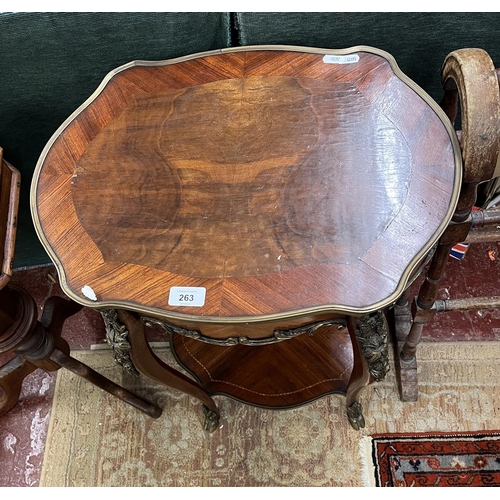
[171,324,357,409]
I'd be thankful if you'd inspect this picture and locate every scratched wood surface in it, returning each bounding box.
[32,48,460,320]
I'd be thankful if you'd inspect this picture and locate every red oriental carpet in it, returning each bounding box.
[367,431,500,487]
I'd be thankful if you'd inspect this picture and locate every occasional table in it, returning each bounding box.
[31,46,461,431]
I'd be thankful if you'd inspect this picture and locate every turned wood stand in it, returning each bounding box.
[0,149,161,419]
[31,46,461,431]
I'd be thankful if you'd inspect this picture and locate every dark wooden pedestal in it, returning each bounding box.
[0,284,161,418]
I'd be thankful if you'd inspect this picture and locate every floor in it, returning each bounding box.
[1,239,499,487]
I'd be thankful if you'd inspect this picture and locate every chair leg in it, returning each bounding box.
[396,241,453,401]
[392,291,417,402]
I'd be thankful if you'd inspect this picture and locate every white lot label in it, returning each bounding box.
[81,285,97,301]
[168,287,206,307]
[323,54,360,64]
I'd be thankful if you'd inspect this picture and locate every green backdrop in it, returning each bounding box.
[2,12,499,268]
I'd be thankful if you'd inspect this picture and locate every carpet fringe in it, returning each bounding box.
[359,435,376,487]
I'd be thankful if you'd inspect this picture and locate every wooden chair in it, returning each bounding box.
[394,48,500,401]
[0,147,161,418]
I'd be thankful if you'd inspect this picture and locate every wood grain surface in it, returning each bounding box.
[32,47,461,321]
[171,323,354,407]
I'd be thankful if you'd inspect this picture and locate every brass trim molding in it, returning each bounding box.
[141,316,347,347]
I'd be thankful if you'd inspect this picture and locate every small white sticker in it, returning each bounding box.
[323,54,360,65]
[168,287,206,307]
[81,285,97,301]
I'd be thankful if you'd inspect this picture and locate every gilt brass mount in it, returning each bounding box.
[100,308,139,375]
[354,311,390,381]
[141,317,347,347]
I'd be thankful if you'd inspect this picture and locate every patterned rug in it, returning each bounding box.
[365,431,500,486]
[40,342,500,486]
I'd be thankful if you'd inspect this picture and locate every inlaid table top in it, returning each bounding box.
[31,45,461,322]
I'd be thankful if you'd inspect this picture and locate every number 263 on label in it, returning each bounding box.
[168,287,206,307]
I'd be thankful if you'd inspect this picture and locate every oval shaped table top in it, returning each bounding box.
[31,45,461,322]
